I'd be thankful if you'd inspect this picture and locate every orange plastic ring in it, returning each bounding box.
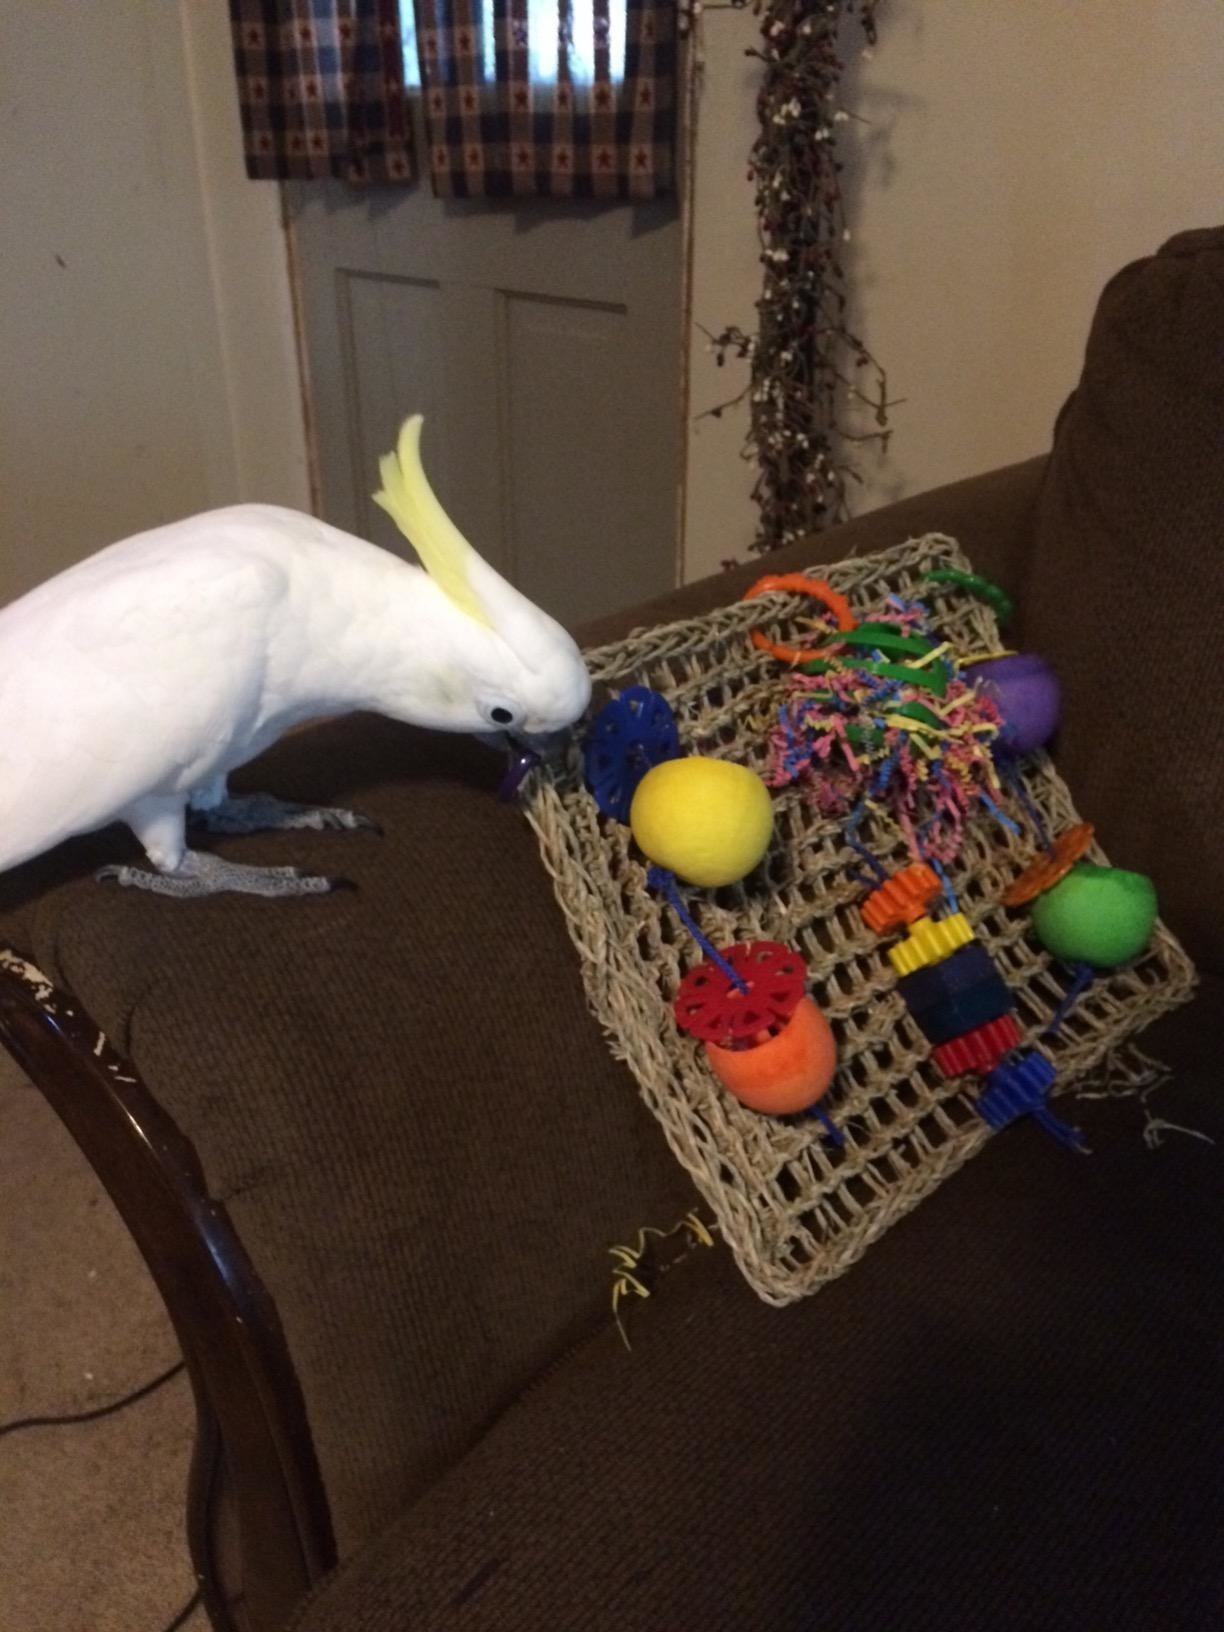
[1002,822,1095,908]
[742,573,858,666]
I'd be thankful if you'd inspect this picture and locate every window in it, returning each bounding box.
[402,1,626,90]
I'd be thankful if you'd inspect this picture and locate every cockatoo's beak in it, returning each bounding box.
[492,726,574,802]
[476,725,571,757]
[515,726,570,756]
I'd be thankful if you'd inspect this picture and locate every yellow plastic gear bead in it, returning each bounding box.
[887,913,975,977]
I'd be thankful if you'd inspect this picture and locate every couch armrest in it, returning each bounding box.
[579,456,1047,650]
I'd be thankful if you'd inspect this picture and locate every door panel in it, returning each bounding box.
[499,290,630,611]
[287,161,683,627]
[336,271,506,567]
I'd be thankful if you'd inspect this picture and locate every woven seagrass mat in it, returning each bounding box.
[525,535,1198,1305]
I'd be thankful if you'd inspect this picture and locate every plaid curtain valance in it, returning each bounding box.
[229,0,415,183]
[414,0,676,200]
[228,0,677,199]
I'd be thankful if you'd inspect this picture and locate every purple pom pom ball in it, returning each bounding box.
[965,653,1061,758]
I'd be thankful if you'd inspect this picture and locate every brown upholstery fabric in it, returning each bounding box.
[293,995,1224,1632]
[1025,227,1224,973]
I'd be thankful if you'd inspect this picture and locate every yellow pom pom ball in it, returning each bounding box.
[629,757,774,888]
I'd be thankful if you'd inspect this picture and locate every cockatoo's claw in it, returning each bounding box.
[190,793,380,837]
[96,853,344,900]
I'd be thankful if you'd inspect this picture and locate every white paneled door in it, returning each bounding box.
[285,107,684,627]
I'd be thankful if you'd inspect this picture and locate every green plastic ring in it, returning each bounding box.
[799,654,949,697]
[836,625,936,660]
[923,569,1014,626]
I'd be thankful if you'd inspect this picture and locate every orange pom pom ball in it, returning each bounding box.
[704,996,837,1115]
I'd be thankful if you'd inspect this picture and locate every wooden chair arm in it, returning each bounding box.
[0,952,335,1632]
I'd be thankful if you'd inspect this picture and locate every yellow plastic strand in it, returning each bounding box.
[910,641,951,669]
[607,1212,717,1349]
[959,648,1016,665]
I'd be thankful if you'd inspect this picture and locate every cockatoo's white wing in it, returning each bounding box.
[0,523,291,869]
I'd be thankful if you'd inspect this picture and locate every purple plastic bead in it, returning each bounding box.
[497,749,539,802]
[966,653,1061,757]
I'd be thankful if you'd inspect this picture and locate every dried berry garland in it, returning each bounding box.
[702,0,895,556]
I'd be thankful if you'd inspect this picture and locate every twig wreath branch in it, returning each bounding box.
[699,0,898,557]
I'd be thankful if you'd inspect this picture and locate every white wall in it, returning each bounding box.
[0,0,309,606]
[683,0,1224,581]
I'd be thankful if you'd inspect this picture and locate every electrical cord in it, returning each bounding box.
[1,1359,204,1629]
[0,1358,184,1438]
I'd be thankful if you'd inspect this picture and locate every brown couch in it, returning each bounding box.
[2,228,1222,1632]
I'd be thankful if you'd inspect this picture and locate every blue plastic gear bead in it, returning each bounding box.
[583,687,681,823]
[977,1051,1086,1152]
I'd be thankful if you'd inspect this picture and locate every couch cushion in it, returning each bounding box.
[292,993,1224,1632]
[0,718,696,1555]
[1026,227,1224,973]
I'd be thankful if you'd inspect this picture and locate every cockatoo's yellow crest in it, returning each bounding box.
[372,415,493,628]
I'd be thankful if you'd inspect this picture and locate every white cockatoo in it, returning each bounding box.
[0,416,591,897]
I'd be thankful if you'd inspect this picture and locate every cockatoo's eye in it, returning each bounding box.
[480,700,523,731]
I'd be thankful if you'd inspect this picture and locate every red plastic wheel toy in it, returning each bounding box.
[674,941,807,1048]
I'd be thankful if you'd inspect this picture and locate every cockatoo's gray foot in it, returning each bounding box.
[98,851,343,899]
[189,793,379,837]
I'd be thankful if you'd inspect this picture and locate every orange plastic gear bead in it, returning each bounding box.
[1002,822,1095,908]
[931,1015,1022,1079]
[861,863,943,936]
[888,913,975,978]
[742,573,857,666]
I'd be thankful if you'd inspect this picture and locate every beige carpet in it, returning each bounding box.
[0,1051,205,1631]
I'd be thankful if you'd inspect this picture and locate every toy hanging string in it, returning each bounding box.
[999,757,1055,856]
[1030,1103,1089,1153]
[647,867,750,993]
[1042,962,1095,1040]
[805,1100,846,1147]
[925,854,960,917]
[978,788,1022,839]
[987,964,1096,1153]
[845,799,888,883]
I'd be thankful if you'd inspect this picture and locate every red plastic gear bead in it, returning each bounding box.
[674,941,807,1047]
[931,1015,1022,1079]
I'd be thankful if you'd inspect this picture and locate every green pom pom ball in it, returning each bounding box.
[1031,863,1157,969]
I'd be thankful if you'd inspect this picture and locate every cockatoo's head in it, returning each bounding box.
[372,416,592,746]
[441,571,592,744]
